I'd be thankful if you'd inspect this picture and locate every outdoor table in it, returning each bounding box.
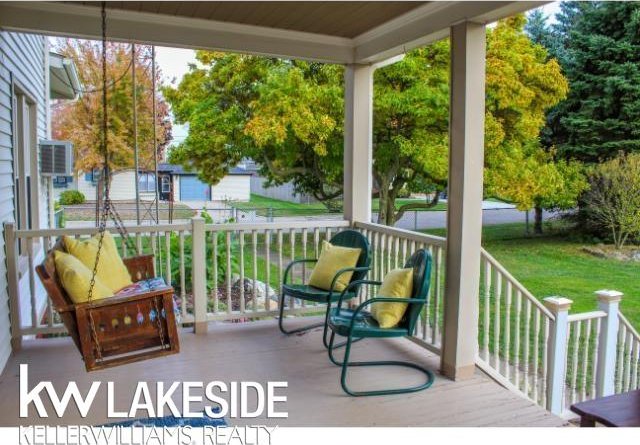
[570,389,640,427]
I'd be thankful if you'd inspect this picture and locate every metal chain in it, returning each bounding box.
[86,3,167,364]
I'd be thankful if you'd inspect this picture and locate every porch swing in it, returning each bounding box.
[35,3,180,372]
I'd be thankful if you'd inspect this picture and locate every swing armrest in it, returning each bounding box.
[123,254,155,282]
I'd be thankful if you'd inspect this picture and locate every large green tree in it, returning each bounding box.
[165,15,578,227]
[546,2,640,161]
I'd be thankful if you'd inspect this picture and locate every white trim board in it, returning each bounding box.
[0,1,547,64]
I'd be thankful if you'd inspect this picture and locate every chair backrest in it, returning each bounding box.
[399,249,432,333]
[329,229,371,283]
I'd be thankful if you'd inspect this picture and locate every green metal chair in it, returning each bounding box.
[278,229,370,348]
[326,248,435,396]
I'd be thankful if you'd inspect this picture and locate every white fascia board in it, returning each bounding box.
[354,1,548,64]
[0,1,355,64]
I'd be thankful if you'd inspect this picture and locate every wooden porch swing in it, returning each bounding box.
[35,3,179,372]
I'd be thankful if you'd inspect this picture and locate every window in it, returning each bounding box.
[161,175,171,193]
[138,173,156,193]
[12,86,40,252]
[85,169,100,184]
[53,176,72,188]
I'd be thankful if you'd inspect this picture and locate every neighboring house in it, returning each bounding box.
[241,158,317,204]
[56,163,252,203]
[0,31,79,369]
[158,163,251,202]
[67,169,158,201]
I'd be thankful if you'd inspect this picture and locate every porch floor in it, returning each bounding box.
[0,317,567,427]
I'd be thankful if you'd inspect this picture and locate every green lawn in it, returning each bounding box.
[231,194,447,216]
[425,222,640,328]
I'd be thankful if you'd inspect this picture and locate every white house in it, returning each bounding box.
[158,163,251,202]
[0,31,80,369]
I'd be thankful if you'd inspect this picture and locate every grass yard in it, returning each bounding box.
[425,222,640,329]
[231,194,447,217]
[63,201,196,221]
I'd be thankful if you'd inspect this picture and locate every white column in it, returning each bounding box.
[544,297,572,415]
[440,21,486,380]
[191,217,208,334]
[343,63,373,224]
[595,289,622,397]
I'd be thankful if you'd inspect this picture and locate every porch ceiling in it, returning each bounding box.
[0,1,546,63]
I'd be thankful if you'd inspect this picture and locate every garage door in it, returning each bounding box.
[180,175,210,201]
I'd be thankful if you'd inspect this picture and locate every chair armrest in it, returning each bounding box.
[283,258,318,285]
[349,297,427,331]
[335,279,382,312]
[328,266,371,295]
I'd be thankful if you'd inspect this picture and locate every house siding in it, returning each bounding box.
[0,31,49,371]
[212,175,250,202]
[76,170,155,201]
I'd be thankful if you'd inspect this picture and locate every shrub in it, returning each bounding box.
[582,153,640,249]
[59,190,85,205]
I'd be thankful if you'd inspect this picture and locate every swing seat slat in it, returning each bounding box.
[36,247,180,372]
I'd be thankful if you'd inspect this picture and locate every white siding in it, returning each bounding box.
[211,175,250,202]
[0,31,48,372]
[75,170,155,202]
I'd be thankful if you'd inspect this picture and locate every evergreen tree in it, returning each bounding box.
[551,1,640,161]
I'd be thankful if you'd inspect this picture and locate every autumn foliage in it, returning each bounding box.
[52,40,172,174]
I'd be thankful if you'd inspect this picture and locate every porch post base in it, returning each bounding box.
[11,337,22,352]
[440,362,475,380]
[194,321,208,334]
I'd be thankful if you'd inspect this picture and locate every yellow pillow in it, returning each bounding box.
[54,251,113,304]
[371,268,414,328]
[307,240,361,292]
[63,231,132,292]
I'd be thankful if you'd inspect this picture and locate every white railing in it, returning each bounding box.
[353,222,446,352]
[616,313,640,394]
[201,219,350,322]
[475,253,639,416]
[477,248,554,407]
[4,218,639,419]
[3,218,350,340]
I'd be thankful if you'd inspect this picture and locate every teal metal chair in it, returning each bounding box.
[326,249,435,396]
[278,229,370,348]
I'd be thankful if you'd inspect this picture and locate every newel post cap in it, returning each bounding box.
[595,289,623,303]
[543,296,573,313]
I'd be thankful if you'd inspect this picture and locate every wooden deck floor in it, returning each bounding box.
[0,318,567,427]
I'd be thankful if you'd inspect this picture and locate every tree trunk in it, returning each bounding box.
[376,187,397,226]
[534,205,543,235]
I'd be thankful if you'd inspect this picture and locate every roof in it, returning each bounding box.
[0,1,545,64]
[49,52,81,100]
[157,163,252,176]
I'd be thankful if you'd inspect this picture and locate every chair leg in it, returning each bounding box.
[277,292,324,335]
[338,335,436,397]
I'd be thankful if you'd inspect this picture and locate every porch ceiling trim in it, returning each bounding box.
[0,1,547,64]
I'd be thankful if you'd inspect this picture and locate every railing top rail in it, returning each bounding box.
[12,223,192,238]
[204,219,350,232]
[619,312,640,340]
[481,247,555,320]
[567,311,607,323]
[353,221,447,247]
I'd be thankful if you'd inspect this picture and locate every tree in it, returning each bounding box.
[52,40,172,174]
[164,55,345,200]
[583,153,640,249]
[548,2,640,161]
[164,15,575,227]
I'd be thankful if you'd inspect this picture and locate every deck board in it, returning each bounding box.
[0,318,568,427]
